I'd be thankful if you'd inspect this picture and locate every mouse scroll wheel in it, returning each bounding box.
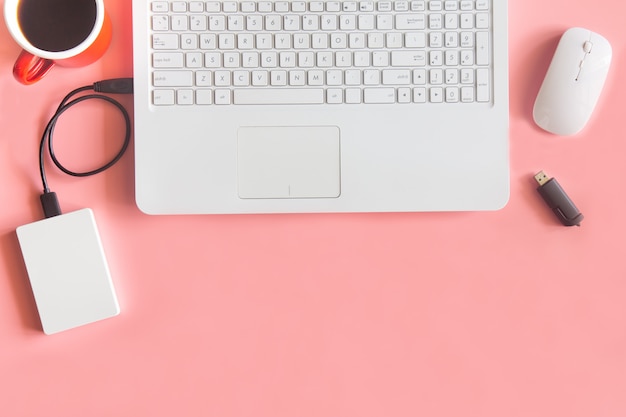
[583,41,593,53]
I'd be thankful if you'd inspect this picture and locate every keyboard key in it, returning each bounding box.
[476,0,490,10]
[196,71,212,86]
[264,69,286,85]
[215,70,232,86]
[241,2,256,12]
[170,15,188,31]
[343,2,358,12]
[460,1,473,11]
[358,14,375,29]
[476,13,490,29]
[383,69,411,85]
[310,2,324,12]
[153,71,193,87]
[261,70,280,87]
[209,15,226,30]
[413,69,426,84]
[461,86,474,103]
[246,15,263,30]
[215,89,232,104]
[345,69,360,85]
[321,15,338,30]
[153,52,183,68]
[340,14,357,30]
[257,2,273,12]
[345,88,362,103]
[429,1,442,11]
[292,1,307,12]
[177,89,194,105]
[460,50,474,66]
[397,87,410,102]
[151,2,168,13]
[153,90,175,105]
[302,15,319,30]
[196,90,213,104]
[326,2,341,12]
[395,14,426,30]
[461,68,474,84]
[476,32,490,65]
[428,13,442,29]
[327,88,343,103]
[363,69,381,85]
[171,2,187,12]
[252,70,269,85]
[444,1,458,11]
[476,68,490,102]
[377,1,392,12]
[359,2,374,12]
[430,69,443,84]
[222,2,237,12]
[445,87,459,102]
[233,88,325,104]
[445,14,458,29]
[363,88,395,103]
[189,2,204,12]
[430,87,443,102]
[460,13,474,29]
[234,70,251,86]
[376,14,393,30]
[181,33,198,49]
[413,87,426,102]
[275,1,289,12]
[152,34,178,49]
[227,15,244,30]
[394,1,409,12]
[411,1,425,11]
[205,2,221,12]
[152,16,169,31]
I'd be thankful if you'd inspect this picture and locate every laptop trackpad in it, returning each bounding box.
[238,126,341,199]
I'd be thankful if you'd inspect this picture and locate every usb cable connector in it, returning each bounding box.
[40,191,62,218]
[93,78,134,94]
[534,171,584,227]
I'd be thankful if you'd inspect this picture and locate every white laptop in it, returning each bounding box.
[132,0,509,214]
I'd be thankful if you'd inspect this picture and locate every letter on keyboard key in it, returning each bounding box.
[233,89,325,105]
[153,71,193,87]
[364,88,396,103]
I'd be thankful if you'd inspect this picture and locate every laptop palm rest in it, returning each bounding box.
[237,126,341,199]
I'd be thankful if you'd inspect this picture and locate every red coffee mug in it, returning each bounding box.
[4,0,112,85]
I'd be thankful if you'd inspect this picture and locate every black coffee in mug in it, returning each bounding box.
[18,0,97,52]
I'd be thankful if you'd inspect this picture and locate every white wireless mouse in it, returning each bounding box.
[533,27,612,136]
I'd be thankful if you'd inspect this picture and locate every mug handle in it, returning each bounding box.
[13,50,55,85]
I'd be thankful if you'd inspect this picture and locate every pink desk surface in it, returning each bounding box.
[1,1,625,416]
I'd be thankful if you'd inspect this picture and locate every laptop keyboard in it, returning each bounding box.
[149,0,492,105]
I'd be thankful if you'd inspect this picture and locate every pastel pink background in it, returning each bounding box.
[1,1,625,415]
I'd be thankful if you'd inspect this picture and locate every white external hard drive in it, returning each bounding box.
[16,209,120,335]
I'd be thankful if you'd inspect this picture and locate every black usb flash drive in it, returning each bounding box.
[534,171,584,227]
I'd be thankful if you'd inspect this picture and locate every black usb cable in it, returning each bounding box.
[38,78,133,218]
